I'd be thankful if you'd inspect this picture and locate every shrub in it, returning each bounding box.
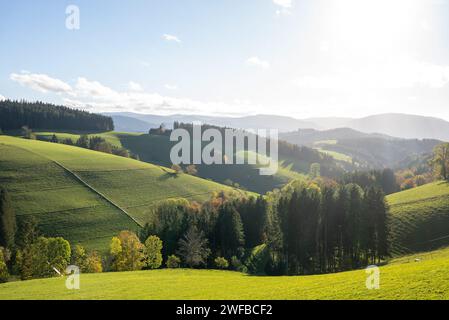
[166,255,181,268]
[214,257,229,269]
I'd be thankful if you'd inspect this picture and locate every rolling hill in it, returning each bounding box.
[387,181,449,255]
[106,112,449,141]
[31,130,337,194]
[346,114,449,141]
[109,115,158,133]
[105,112,318,133]
[0,136,243,251]
[280,128,439,169]
[1,246,448,300]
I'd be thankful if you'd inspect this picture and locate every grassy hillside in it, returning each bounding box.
[33,131,132,148]
[280,128,439,169]
[1,246,448,300]
[32,131,309,194]
[387,181,449,255]
[0,136,242,251]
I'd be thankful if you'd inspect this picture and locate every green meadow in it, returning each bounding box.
[0,136,240,251]
[387,181,449,255]
[1,247,448,300]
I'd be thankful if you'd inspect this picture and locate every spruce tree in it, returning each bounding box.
[0,189,16,249]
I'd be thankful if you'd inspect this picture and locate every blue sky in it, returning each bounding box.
[2,0,449,119]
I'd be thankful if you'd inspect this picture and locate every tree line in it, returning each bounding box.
[0,178,390,282]
[339,168,399,195]
[172,121,346,178]
[140,180,390,276]
[36,132,139,160]
[0,100,114,132]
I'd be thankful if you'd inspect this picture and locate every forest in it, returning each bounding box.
[140,179,389,276]
[0,100,114,132]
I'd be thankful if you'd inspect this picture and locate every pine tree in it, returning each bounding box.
[0,189,16,249]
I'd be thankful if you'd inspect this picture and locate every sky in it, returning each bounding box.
[1,0,449,120]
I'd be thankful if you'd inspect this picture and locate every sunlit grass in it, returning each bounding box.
[0,136,240,251]
[1,246,449,300]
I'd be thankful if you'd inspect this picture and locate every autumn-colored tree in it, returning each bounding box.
[110,231,144,271]
[84,251,103,273]
[431,143,449,180]
[144,235,163,269]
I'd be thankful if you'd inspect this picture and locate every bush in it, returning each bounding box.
[166,255,181,268]
[214,257,229,269]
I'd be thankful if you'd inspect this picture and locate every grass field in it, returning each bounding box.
[0,136,241,251]
[313,140,354,163]
[387,181,449,255]
[1,246,448,300]
[31,131,326,193]
[33,131,136,148]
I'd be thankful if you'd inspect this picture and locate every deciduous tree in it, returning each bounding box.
[144,235,163,269]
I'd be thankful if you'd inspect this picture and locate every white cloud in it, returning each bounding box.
[128,81,144,92]
[75,77,119,98]
[273,0,292,8]
[10,72,73,95]
[10,72,260,116]
[294,57,449,90]
[0,94,6,101]
[162,34,181,43]
[164,84,178,90]
[246,57,270,69]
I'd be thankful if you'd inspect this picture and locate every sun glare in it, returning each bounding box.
[328,0,423,58]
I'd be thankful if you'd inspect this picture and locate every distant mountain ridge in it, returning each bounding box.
[104,112,318,133]
[280,127,440,169]
[106,112,449,141]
